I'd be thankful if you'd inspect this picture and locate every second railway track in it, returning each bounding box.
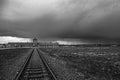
[14,48,57,80]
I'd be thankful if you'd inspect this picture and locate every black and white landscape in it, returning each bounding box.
[0,0,120,80]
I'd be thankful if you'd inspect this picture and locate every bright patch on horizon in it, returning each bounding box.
[0,36,32,44]
[56,40,87,45]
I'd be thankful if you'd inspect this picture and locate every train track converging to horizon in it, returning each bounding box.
[14,48,57,80]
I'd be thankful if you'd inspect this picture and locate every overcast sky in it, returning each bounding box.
[0,0,120,42]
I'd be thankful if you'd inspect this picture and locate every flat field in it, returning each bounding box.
[0,48,31,80]
[40,46,120,80]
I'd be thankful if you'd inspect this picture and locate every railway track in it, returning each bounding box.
[14,48,57,80]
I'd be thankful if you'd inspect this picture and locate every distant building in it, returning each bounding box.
[38,42,59,48]
[33,38,38,43]
[32,38,38,47]
[8,42,33,47]
[7,39,59,48]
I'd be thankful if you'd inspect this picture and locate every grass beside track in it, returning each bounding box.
[40,47,120,80]
[0,48,31,80]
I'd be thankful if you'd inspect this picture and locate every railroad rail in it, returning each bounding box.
[13,48,57,80]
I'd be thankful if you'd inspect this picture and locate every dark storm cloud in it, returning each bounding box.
[0,0,5,7]
[0,0,120,39]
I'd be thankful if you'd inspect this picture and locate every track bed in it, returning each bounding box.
[14,48,57,80]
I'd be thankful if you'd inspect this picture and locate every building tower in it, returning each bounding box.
[33,38,38,47]
[33,38,38,43]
